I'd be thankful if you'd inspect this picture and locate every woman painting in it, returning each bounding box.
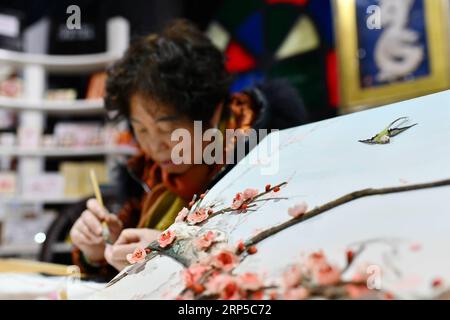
[70,19,308,278]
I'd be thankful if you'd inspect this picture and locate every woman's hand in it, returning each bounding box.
[104,228,161,271]
[70,198,123,264]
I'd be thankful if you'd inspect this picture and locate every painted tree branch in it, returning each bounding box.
[253,182,288,201]
[204,182,288,221]
[131,178,450,300]
[142,178,450,277]
[245,178,450,248]
[146,242,190,267]
[142,182,289,267]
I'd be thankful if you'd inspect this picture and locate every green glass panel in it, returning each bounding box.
[217,0,263,33]
[265,4,302,53]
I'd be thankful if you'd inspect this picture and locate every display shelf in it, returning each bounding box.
[0,17,130,261]
[0,145,137,157]
[0,96,105,115]
[0,49,119,74]
[0,243,72,257]
[1,196,85,205]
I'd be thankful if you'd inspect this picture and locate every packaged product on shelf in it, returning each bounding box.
[59,162,79,197]
[102,124,118,147]
[2,206,56,245]
[60,161,107,198]
[0,171,16,195]
[0,110,15,129]
[0,76,22,97]
[0,219,3,245]
[45,89,77,101]
[17,126,40,149]
[0,132,15,147]
[21,173,65,199]
[0,133,15,172]
[0,71,21,130]
[41,134,56,148]
[54,122,103,148]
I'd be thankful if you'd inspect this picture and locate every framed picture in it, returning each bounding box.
[334,0,450,111]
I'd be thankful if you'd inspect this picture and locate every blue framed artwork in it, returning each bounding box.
[334,0,450,111]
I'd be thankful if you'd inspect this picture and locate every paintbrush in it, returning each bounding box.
[89,169,112,244]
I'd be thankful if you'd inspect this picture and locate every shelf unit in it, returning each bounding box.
[0,96,105,115]
[1,196,85,205]
[0,145,137,157]
[0,49,119,74]
[0,17,131,258]
[0,243,72,257]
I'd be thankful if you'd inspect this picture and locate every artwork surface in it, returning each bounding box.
[92,90,450,300]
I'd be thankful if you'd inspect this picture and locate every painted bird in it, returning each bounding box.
[359,117,417,144]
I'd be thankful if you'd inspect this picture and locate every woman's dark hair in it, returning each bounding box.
[105,19,231,122]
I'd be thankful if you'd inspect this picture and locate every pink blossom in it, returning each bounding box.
[186,207,209,224]
[346,250,354,264]
[158,230,176,248]
[410,243,422,252]
[249,290,264,300]
[313,264,341,286]
[231,188,259,210]
[175,207,189,223]
[345,283,370,299]
[243,188,259,200]
[284,287,309,300]
[126,247,147,264]
[288,202,308,218]
[222,282,240,300]
[384,292,395,300]
[235,240,245,253]
[206,274,240,300]
[432,277,443,288]
[268,291,278,300]
[305,251,328,271]
[183,263,209,288]
[176,291,194,300]
[211,249,239,272]
[237,272,263,291]
[205,274,233,293]
[48,292,59,300]
[283,265,302,288]
[194,231,216,250]
[345,273,370,298]
[247,246,258,255]
[231,192,245,210]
